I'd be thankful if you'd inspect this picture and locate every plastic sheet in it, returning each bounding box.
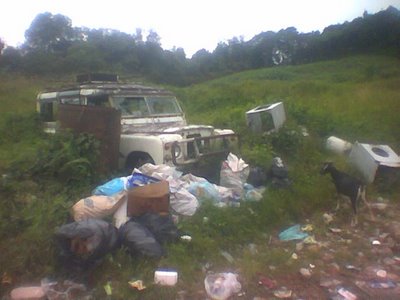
[278,224,309,241]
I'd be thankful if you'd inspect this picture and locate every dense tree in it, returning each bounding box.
[24,12,74,53]
[1,7,399,85]
[0,47,22,71]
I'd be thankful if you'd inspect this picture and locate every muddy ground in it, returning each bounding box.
[172,196,400,300]
[213,198,400,300]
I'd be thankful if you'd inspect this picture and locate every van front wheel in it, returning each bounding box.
[125,152,154,173]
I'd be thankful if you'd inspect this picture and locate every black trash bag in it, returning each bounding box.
[54,219,119,273]
[119,220,164,258]
[132,213,180,244]
[270,157,288,178]
[247,166,267,187]
[269,157,291,188]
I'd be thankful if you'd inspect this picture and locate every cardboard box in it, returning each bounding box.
[127,181,169,216]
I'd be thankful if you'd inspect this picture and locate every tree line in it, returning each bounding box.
[1,6,399,86]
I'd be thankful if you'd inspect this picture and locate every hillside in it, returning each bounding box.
[0,54,400,299]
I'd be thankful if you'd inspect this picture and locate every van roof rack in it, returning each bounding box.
[76,73,119,84]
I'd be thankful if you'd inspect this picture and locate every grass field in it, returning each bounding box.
[0,54,399,299]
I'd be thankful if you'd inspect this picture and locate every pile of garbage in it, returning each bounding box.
[5,153,293,299]
[50,153,278,273]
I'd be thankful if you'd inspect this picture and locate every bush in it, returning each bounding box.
[29,131,101,186]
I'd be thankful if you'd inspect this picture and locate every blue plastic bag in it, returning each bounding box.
[92,177,125,196]
[126,172,159,189]
[188,182,221,203]
[278,224,309,241]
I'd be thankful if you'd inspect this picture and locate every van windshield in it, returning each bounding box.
[147,97,182,115]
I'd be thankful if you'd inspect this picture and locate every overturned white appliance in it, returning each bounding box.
[246,102,286,133]
[349,142,400,183]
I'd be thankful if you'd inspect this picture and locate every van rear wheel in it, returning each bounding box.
[125,152,154,173]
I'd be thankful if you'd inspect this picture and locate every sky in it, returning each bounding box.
[1,0,399,57]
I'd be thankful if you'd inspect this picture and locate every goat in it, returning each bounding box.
[320,162,374,226]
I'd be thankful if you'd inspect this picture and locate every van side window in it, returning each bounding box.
[60,97,80,105]
[40,102,55,121]
[87,95,110,107]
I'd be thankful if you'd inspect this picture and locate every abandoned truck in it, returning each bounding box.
[36,74,238,174]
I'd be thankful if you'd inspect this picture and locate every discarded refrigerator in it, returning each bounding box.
[349,142,400,183]
[246,102,286,133]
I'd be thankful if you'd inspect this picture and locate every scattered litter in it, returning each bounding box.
[295,242,304,251]
[329,227,342,233]
[301,224,314,232]
[371,203,388,210]
[220,250,235,263]
[372,240,381,245]
[247,243,258,255]
[42,279,88,300]
[336,286,357,300]
[368,279,397,289]
[204,272,241,300]
[154,270,178,286]
[278,224,309,241]
[323,213,334,224]
[10,286,46,300]
[1,272,12,285]
[376,269,387,278]
[128,280,146,290]
[320,277,342,288]
[273,286,292,298]
[103,281,112,296]
[291,253,298,260]
[299,268,312,278]
[345,264,361,272]
[258,275,277,289]
[180,235,192,242]
[303,236,318,244]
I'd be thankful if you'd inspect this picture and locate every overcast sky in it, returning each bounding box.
[1,0,398,57]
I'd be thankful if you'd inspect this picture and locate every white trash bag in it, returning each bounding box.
[219,153,249,197]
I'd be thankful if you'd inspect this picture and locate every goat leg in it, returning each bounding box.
[351,214,358,227]
[360,187,375,221]
[334,194,341,211]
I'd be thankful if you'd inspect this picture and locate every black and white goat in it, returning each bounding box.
[320,162,374,226]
